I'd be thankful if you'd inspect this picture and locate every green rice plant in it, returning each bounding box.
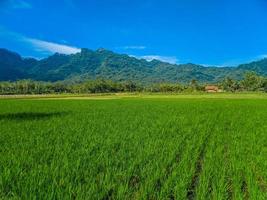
[0,95,266,199]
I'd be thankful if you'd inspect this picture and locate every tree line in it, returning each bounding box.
[0,72,266,95]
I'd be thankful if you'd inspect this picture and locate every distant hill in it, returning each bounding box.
[0,48,266,84]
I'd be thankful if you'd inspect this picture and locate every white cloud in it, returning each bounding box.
[136,55,179,64]
[200,64,228,68]
[122,46,147,50]
[258,54,267,59]
[23,38,81,55]
[0,28,81,55]
[219,54,267,67]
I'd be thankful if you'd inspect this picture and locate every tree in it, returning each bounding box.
[221,77,239,92]
[189,79,203,91]
[240,72,264,91]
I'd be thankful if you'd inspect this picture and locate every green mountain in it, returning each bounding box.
[0,48,266,83]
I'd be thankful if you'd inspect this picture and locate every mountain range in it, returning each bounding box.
[0,48,267,84]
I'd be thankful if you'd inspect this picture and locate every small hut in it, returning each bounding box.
[205,85,219,93]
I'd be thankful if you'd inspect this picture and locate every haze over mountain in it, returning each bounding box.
[0,48,266,84]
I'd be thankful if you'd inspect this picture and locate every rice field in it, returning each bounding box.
[0,94,267,199]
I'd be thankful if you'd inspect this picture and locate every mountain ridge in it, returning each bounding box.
[0,48,266,83]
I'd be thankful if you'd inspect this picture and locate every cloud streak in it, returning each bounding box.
[122,45,147,50]
[136,55,179,64]
[0,0,32,9]
[0,28,81,55]
[11,0,31,9]
[202,54,267,67]
[23,38,81,54]
[259,54,267,59]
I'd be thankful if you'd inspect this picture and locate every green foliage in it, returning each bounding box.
[219,72,267,92]
[0,79,145,94]
[0,72,266,95]
[240,72,266,91]
[220,77,240,92]
[1,48,267,84]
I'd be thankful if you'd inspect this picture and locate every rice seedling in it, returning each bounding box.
[0,95,266,199]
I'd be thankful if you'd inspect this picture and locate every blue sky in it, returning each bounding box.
[1,0,267,66]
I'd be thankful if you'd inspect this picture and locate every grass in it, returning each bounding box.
[0,94,267,199]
